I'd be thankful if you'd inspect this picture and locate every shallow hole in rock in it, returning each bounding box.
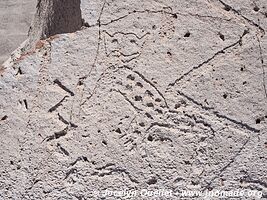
[184,160,190,165]
[253,6,260,12]
[243,81,247,85]
[256,118,261,124]
[155,109,163,114]
[77,80,83,86]
[115,128,121,134]
[152,25,157,30]
[145,90,153,97]
[82,20,90,28]
[139,122,145,127]
[223,94,228,99]
[147,135,153,141]
[219,32,225,41]
[155,98,161,102]
[191,180,199,185]
[175,103,181,109]
[136,82,143,88]
[82,156,88,162]
[184,31,191,37]
[17,67,23,75]
[134,130,141,134]
[167,51,172,56]
[240,67,244,71]
[127,74,135,80]
[172,13,178,18]
[102,140,107,145]
[125,84,132,90]
[146,102,154,107]
[147,177,157,185]
[1,115,8,121]
[224,5,231,11]
[134,95,143,101]
[112,39,118,43]
[145,112,153,119]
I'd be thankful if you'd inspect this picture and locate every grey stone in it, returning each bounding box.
[0,0,266,199]
[0,0,36,64]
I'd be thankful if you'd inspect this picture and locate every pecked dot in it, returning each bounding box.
[253,6,260,12]
[184,31,191,37]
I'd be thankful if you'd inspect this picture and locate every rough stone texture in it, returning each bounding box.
[0,0,36,64]
[27,0,83,50]
[0,0,267,199]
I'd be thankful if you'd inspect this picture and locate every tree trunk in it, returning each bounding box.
[28,0,82,49]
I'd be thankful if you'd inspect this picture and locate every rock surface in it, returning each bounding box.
[0,0,267,199]
[27,0,83,50]
[0,0,36,64]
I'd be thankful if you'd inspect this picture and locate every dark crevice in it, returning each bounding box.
[23,99,28,110]
[218,0,265,35]
[57,143,69,156]
[95,163,115,170]
[133,70,169,108]
[70,156,88,166]
[203,138,250,190]
[214,111,260,132]
[168,30,249,87]
[115,89,143,112]
[58,113,69,125]
[177,90,260,133]
[48,95,69,113]
[103,30,150,40]
[256,36,267,98]
[146,122,174,131]
[44,127,68,142]
[53,79,74,96]
[58,113,78,128]
[64,168,77,180]
[16,67,23,75]
[184,113,215,134]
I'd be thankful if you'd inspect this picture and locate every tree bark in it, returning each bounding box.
[28,0,82,49]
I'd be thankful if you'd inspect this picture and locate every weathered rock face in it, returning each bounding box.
[0,0,267,199]
[0,0,36,64]
[27,0,83,50]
